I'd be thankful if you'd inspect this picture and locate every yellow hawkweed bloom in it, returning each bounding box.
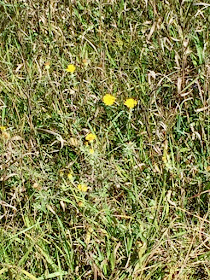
[78,184,88,192]
[102,94,116,106]
[67,173,73,180]
[85,133,96,142]
[124,98,137,109]
[0,126,6,131]
[66,64,76,73]
[89,148,94,154]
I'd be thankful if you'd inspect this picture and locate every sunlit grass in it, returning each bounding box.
[0,0,209,279]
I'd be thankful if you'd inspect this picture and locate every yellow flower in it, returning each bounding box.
[85,133,96,142]
[66,64,76,73]
[124,98,137,109]
[78,184,88,192]
[67,173,73,180]
[102,94,116,106]
[89,148,94,154]
[0,126,6,131]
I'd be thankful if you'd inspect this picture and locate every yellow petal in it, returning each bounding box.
[85,133,96,141]
[102,94,116,106]
[67,173,73,179]
[66,64,76,73]
[89,148,94,154]
[78,184,88,192]
[124,98,137,109]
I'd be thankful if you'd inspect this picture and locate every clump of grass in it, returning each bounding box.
[0,1,209,279]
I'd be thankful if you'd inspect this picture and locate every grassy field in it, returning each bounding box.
[0,0,209,279]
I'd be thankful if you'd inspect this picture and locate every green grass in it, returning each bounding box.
[0,0,209,279]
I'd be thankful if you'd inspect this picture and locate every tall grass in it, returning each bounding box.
[0,1,209,279]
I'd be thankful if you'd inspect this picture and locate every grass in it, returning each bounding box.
[0,0,209,279]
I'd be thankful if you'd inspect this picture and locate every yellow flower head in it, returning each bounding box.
[102,94,116,106]
[124,98,137,109]
[0,126,6,131]
[89,148,94,154]
[66,64,76,73]
[67,173,73,180]
[85,133,96,142]
[78,184,88,192]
